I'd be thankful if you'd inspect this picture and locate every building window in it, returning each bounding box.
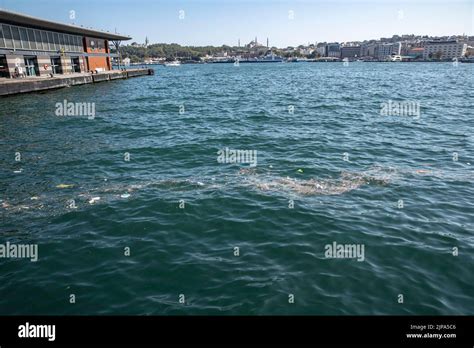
[24,56,39,76]
[2,25,13,48]
[49,31,57,51]
[50,57,62,74]
[88,38,96,50]
[75,36,83,51]
[11,26,21,49]
[33,30,42,49]
[58,33,64,50]
[65,35,72,51]
[53,33,60,50]
[25,28,35,49]
[19,27,29,49]
[87,38,105,51]
[40,31,49,51]
[70,57,80,73]
[0,24,86,53]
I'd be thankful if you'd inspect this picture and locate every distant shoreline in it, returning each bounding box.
[116,60,473,67]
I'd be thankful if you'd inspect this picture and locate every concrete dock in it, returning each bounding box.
[0,68,154,97]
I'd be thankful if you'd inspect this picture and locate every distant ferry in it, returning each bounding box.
[237,53,284,63]
[164,61,181,67]
[212,52,283,63]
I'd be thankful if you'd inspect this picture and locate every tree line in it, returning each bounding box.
[111,43,303,62]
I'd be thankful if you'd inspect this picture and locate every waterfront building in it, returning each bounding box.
[360,43,377,58]
[326,43,341,58]
[422,40,467,59]
[315,43,327,57]
[340,46,361,59]
[407,47,424,59]
[0,9,130,78]
[375,42,401,60]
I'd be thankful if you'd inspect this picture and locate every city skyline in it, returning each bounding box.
[2,0,473,47]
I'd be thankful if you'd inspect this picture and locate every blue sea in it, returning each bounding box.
[0,62,473,314]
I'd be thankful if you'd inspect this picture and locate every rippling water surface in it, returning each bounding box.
[1,62,473,315]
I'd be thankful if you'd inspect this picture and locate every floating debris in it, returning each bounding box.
[56,184,74,189]
[120,193,131,198]
[415,169,431,174]
[88,197,101,204]
[13,169,23,173]
[242,167,395,195]
[30,196,39,200]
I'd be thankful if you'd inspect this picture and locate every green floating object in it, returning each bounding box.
[297,169,304,173]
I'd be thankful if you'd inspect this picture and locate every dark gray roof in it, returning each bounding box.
[0,9,131,40]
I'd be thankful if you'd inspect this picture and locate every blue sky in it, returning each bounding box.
[2,0,473,47]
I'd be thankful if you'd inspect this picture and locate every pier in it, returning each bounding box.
[0,68,154,96]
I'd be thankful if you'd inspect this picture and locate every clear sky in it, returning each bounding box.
[1,0,473,47]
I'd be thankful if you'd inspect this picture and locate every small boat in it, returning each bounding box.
[164,61,181,67]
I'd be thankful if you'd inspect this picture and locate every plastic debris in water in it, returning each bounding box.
[56,184,74,189]
[120,193,131,198]
[88,197,101,204]
[297,169,303,173]
[13,169,23,173]
[30,196,39,200]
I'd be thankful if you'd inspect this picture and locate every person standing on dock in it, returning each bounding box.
[14,65,25,78]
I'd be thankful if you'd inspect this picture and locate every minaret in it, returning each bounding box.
[238,38,240,47]
[255,36,257,46]
[267,37,269,48]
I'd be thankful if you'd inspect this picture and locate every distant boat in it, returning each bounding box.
[459,57,474,63]
[212,51,284,64]
[239,52,284,63]
[164,61,181,67]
